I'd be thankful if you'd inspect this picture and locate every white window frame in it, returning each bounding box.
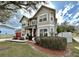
[38,13,48,23]
[40,28,48,37]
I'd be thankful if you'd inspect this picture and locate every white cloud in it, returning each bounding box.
[56,9,65,24]
[62,3,74,16]
[73,12,79,19]
[66,13,72,17]
[69,12,79,25]
[14,26,22,30]
[57,3,75,24]
[69,18,79,25]
[13,17,17,19]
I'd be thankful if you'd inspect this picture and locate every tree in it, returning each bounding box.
[0,1,47,23]
[0,10,12,23]
[57,21,75,33]
[57,25,64,33]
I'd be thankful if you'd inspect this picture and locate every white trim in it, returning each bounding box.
[39,13,48,17]
[37,24,55,28]
[50,13,51,23]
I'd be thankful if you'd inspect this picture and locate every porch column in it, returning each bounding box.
[32,27,34,37]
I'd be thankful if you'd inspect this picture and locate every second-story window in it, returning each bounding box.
[31,20,36,25]
[43,14,47,21]
[39,19,42,22]
[39,13,48,22]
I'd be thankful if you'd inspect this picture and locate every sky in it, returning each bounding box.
[52,1,79,25]
[0,1,79,34]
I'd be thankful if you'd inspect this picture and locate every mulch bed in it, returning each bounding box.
[26,40,66,57]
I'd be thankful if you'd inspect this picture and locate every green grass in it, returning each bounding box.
[0,34,14,39]
[1,39,79,57]
[70,39,79,57]
[0,41,49,57]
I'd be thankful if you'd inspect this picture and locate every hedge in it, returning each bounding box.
[35,36,67,50]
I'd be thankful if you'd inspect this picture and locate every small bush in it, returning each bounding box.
[35,36,67,50]
[35,37,40,44]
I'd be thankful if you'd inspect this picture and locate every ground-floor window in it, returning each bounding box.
[40,29,48,37]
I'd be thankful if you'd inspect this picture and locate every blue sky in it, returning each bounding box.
[52,1,79,25]
[0,1,79,34]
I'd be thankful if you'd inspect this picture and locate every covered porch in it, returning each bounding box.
[25,25,37,40]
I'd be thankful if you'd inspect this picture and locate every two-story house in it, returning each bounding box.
[20,5,57,40]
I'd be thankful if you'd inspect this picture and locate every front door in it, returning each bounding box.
[29,29,32,40]
[28,29,36,40]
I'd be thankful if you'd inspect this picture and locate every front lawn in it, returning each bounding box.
[0,41,49,57]
[0,39,79,57]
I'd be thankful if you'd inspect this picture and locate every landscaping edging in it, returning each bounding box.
[26,41,67,57]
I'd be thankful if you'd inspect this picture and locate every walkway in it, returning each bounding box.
[0,38,12,42]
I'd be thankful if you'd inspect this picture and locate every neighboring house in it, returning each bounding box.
[20,5,57,39]
[0,23,15,34]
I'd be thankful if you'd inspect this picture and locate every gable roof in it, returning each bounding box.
[31,5,56,19]
[20,16,26,22]
[20,5,56,22]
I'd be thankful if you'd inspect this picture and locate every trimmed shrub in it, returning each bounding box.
[35,36,67,50]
